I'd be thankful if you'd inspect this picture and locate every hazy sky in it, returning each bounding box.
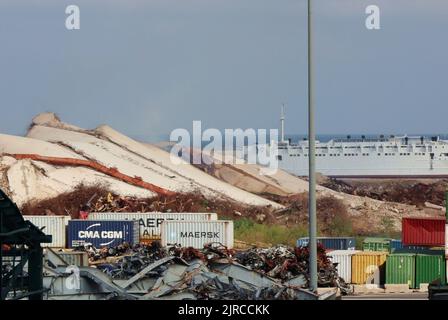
[0,0,447,140]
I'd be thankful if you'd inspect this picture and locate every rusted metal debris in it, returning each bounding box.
[63,242,351,299]
[234,243,352,294]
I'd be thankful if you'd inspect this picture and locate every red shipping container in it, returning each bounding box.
[402,217,445,246]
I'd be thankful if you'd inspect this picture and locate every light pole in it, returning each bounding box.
[307,0,318,293]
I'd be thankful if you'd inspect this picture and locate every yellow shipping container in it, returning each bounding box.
[351,252,387,285]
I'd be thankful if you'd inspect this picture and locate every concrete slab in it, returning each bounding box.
[318,287,341,299]
[419,283,429,292]
[353,284,385,294]
[384,284,412,293]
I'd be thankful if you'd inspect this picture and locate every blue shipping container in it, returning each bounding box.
[296,237,356,250]
[68,220,139,248]
[390,239,403,251]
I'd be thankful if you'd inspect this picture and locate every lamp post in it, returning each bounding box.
[307,0,318,293]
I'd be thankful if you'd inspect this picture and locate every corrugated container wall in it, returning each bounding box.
[161,220,233,249]
[392,248,445,255]
[67,220,139,248]
[363,238,391,252]
[402,245,428,251]
[24,215,70,248]
[415,254,446,288]
[57,251,89,267]
[351,252,387,285]
[390,239,403,252]
[402,217,445,246]
[88,212,217,242]
[327,250,359,283]
[386,254,416,288]
[296,237,356,250]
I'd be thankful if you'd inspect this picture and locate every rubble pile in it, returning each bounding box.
[183,276,305,300]
[235,244,347,288]
[321,178,448,208]
[94,242,169,279]
[65,242,351,300]
[89,192,275,223]
[22,186,275,223]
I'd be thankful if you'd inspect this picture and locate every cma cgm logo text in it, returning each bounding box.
[78,223,123,246]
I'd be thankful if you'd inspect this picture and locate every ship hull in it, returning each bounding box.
[277,151,448,178]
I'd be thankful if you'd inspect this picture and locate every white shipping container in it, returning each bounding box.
[57,251,89,267]
[23,215,70,248]
[161,220,234,249]
[88,212,218,242]
[327,250,360,284]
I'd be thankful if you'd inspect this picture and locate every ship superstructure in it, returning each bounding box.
[246,109,448,178]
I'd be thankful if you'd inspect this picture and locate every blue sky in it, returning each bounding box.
[0,0,447,140]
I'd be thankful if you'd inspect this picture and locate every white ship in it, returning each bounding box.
[248,107,448,178]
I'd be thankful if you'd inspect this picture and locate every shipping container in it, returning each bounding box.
[392,248,444,255]
[362,237,391,252]
[415,254,446,288]
[351,252,387,285]
[390,239,403,252]
[403,245,429,251]
[67,220,139,248]
[161,220,233,249]
[57,251,89,267]
[327,250,359,283]
[88,212,217,243]
[386,254,416,288]
[24,215,70,248]
[402,217,445,246]
[296,237,356,250]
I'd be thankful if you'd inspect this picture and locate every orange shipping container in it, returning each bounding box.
[351,252,387,285]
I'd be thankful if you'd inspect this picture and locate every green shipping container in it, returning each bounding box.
[363,237,391,252]
[386,254,416,288]
[415,254,446,288]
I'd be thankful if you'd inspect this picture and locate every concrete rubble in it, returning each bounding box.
[42,243,344,300]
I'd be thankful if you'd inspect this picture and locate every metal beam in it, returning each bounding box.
[28,245,44,300]
[119,256,176,289]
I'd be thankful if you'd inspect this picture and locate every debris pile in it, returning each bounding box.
[94,242,169,279]
[22,186,275,223]
[58,242,351,300]
[321,178,448,208]
[235,244,349,290]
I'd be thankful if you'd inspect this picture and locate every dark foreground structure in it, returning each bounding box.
[0,189,51,300]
